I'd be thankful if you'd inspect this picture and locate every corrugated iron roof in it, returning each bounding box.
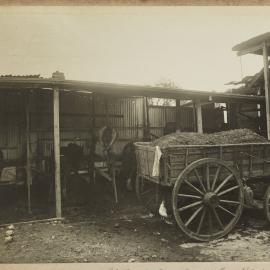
[0,74,42,78]
[225,66,267,95]
[225,76,254,86]
[0,76,264,103]
[232,32,270,56]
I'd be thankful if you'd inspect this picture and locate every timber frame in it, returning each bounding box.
[233,32,270,140]
[0,74,264,219]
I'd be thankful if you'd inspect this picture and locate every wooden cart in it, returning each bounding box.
[134,141,270,241]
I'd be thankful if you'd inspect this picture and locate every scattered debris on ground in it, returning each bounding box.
[3,224,15,244]
[7,225,14,230]
[199,229,270,261]
[1,180,270,262]
[179,242,205,249]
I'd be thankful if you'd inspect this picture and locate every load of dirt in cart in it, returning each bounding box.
[151,129,267,149]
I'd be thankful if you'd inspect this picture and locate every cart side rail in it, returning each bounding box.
[134,142,270,185]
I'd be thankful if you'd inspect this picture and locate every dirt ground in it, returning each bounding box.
[1,176,270,263]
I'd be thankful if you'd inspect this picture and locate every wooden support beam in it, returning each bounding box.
[192,102,197,132]
[237,43,263,56]
[260,102,267,136]
[142,97,146,139]
[143,97,150,140]
[53,87,62,218]
[195,100,203,134]
[89,93,96,180]
[228,103,238,129]
[0,217,64,228]
[91,93,96,136]
[146,98,150,138]
[105,97,109,126]
[176,98,181,132]
[263,42,270,140]
[25,91,32,214]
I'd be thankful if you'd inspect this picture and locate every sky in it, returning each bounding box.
[0,6,270,92]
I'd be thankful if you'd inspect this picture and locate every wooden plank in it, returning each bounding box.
[89,93,96,180]
[0,217,64,228]
[237,147,243,178]
[263,42,270,140]
[146,98,150,138]
[146,150,150,176]
[185,148,189,167]
[263,146,266,175]
[8,112,124,118]
[25,91,32,214]
[53,87,62,218]
[249,145,253,177]
[163,152,168,184]
[195,100,203,133]
[105,97,109,125]
[219,146,223,160]
[142,97,146,138]
[228,103,238,129]
[192,102,197,132]
[143,97,150,140]
[176,98,181,131]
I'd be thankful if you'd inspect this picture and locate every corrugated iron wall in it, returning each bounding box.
[227,103,261,133]
[148,105,197,136]
[0,93,144,160]
[148,106,175,137]
[0,90,94,160]
[0,91,25,160]
[0,90,224,161]
[35,91,93,157]
[94,96,144,140]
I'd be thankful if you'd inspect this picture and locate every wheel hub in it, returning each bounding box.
[203,192,219,208]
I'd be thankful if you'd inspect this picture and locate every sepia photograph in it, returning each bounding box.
[1,3,270,267]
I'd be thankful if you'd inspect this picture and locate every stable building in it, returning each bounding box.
[0,72,263,224]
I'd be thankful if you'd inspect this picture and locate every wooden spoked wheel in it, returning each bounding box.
[135,175,160,214]
[172,158,244,241]
[263,185,270,223]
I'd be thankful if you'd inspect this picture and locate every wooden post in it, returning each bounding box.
[25,92,32,214]
[142,97,146,139]
[90,93,96,180]
[176,98,181,132]
[146,98,150,138]
[195,99,203,134]
[53,87,61,218]
[192,101,197,132]
[263,42,270,140]
[92,94,96,131]
[261,101,267,136]
[143,97,150,140]
[105,96,109,126]
[228,103,237,129]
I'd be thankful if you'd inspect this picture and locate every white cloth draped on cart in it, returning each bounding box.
[152,146,162,177]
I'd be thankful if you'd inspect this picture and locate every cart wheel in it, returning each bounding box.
[172,158,244,241]
[135,175,160,214]
[263,185,270,223]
